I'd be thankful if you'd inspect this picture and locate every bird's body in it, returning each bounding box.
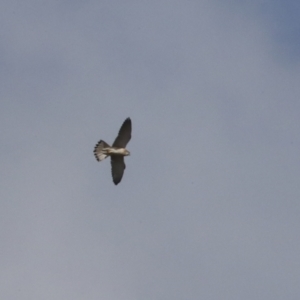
[105,147,129,155]
[94,118,132,185]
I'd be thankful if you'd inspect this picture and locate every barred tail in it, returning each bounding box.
[94,140,111,161]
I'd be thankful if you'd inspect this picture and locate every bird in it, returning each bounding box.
[94,117,132,185]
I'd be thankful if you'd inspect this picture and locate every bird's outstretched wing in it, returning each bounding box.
[111,156,126,185]
[112,118,132,148]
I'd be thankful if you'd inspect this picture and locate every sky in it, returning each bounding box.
[1,0,300,299]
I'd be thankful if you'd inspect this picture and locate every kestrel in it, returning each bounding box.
[94,117,132,185]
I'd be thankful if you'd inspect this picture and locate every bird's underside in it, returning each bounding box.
[94,118,132,185]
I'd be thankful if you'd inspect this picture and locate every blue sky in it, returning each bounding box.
[1,1,300,299]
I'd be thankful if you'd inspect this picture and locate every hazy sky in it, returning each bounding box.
[1,1,300,299]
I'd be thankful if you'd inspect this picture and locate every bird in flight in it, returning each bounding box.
[94,117,132,185]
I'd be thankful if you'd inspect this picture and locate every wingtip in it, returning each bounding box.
[125,117,131,128]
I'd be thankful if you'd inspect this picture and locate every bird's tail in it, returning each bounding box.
[94,140,111,161]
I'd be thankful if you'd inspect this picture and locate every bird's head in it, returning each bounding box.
[124,149,130,156]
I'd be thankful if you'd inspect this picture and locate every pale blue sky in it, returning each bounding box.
[1,1,300,299]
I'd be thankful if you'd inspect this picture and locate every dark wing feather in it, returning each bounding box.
[112,117,132,148]
[111,156,126,185]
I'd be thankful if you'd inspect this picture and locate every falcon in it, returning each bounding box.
[94,117,132,185]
